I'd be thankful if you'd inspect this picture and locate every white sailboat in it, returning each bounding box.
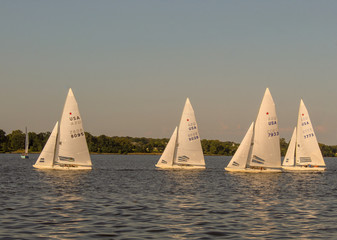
[225,88,282,172]
[282,100,326,171]
[21,127,29,159]
[155,98,205,169]
[33,88,92,170]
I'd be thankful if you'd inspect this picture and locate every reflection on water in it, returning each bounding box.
[1,154,337,239]
[156,170,205,239]
[30,170,91,239]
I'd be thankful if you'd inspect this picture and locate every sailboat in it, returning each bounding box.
[282,100,326,171]
[20,127,29,159]
[33,88,92,170]
[155,98,205,169]
[225,88,282,172]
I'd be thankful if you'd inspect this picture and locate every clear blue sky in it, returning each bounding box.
[1,0,337,144]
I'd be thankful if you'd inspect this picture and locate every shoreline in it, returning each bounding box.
[1,152,232,156]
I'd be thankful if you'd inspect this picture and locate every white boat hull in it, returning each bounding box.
[156,164,205,170]
[282,166,325,172]
[33,164,92,170]
[225,167,282,173]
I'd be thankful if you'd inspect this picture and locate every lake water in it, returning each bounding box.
[1,154,337,239]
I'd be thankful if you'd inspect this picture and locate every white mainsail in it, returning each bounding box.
[156,98,205,169]
[56,88,92,167]
[249,88,281,168]
[295,99,325,166]
[282,127,296,166]
[226,122,254,170]
[155,127,177,167]
[174,98,205,167]
[33,122,59,168]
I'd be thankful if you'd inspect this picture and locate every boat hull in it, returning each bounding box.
[282,166,325,172]
[156,164,205,170]
[225,167,282,173]
[33,164,92,170]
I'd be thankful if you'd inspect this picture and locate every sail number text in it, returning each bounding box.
[267,130,279,138]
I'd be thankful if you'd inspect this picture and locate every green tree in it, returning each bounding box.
[85,132,98,152]
[0,129,7,152]
[280,138,288,157]
[8,130,25,151]
[1,128,337,157]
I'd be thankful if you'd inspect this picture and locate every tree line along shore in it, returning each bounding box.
[1,129,337,157]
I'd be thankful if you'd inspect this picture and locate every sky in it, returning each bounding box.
[1,0,337,144]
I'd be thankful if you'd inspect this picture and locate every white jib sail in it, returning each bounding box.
[295,99,325,166]
[174,98,205,166]
[156,127,178,167]
[283,127,296,166]
[24,127,29,154]
[249,88,281,168]
[34,122,59,167]
[226,122,254,170]
[57,88,92,167]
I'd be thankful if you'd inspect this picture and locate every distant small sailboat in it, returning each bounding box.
[282,100,326,171]
[155,98,205,169]
[33,88,92,170]
[225,88,282,172]
[21,127,29,159]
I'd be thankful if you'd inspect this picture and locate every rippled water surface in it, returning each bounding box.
[1,154,337,239]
